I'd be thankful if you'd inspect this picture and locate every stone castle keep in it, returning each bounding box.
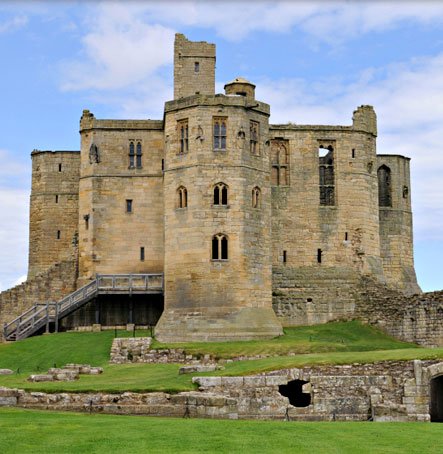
[2,33,442,345]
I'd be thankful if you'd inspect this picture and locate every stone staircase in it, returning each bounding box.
[3,273,163,342]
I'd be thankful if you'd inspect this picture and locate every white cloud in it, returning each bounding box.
[0,15,28,34]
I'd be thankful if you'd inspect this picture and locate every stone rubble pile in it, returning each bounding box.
[28,364,103,382]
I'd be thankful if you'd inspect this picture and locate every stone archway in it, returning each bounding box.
[430,375,443,422]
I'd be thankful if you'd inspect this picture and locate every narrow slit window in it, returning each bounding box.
[140,247,145,262]
[129,142,135,168]
[317,249,322,264]
[58,163,62,172]
[126,199,133,213]
[55,195,58,203]
[352,149,355,158]
[345,232,348,241]
[84,214,89,230]
[136,142,142,168]
[283,250,287,263]
[195,61,199,72]
[57,230,61,240]
[161,159,164,171]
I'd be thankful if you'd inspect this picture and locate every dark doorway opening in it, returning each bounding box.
[278,379,311,407]
[430,375,443,422]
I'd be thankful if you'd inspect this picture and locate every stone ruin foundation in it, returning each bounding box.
[1,359,443,422]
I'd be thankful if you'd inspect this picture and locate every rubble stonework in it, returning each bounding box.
[1,32,438,344]
[2,360,442,422]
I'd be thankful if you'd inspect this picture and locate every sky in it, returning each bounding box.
[0,0,442,292]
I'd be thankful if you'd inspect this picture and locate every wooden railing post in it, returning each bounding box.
[45,303,49,333]
[55,303,59,333]
[3,322,7,340]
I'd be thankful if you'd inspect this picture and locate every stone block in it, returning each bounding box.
[28,374,54,382]
[0,369,13,375]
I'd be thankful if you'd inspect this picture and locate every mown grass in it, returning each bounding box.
[151,321,418,358]
[1,347,442,394]
[1,408,442,454]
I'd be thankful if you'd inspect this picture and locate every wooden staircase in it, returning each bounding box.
[3,273,163,342]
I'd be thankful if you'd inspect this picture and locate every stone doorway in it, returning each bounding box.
[430,375,443,422]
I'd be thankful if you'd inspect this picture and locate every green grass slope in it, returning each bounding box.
[1,408,442,454]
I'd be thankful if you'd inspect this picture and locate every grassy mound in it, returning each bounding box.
[1,408,442,454]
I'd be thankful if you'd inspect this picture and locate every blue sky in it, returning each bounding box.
[0,1,442,292]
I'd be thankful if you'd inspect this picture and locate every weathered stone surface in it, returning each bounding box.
[0,369,13,375]
[179,365,225,375]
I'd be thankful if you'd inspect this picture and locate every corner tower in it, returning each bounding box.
[155,35,282,342]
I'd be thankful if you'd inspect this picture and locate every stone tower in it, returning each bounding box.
[28,150,80,279]
[155,34,283,342]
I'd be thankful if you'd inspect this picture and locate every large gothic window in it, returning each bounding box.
[319,145,335,206]
[378,165,392,207]
[271,140,289,186]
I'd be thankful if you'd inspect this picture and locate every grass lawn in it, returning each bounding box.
[0,347,442,393]
[1,407,442,454]
[0,321,441,393]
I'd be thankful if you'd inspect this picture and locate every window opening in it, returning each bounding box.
[177,186,188,208]
[212,234,228,260]
[58,163,62,172]
[55,195,58,203]
[140,247,145,262]
[319,145,335,206]
[213,118,227,150]
[195,62,199,72]
[161,159,164,171]
[126,200,133,213]
[352,149,355,158]
[214,183,228,205]
[84,214,89,230]
[317,248,322,264]
[57,230,60,240]
[430,375,443,422]
[283,250,287,263]
[271,140,289,186]
[345,232,348,241]
[252,186,261,208]
[377,165,392,207]
[278,380,311,407]
[129,142,135,168]
[136,142,142,168]
[178,120,189,154]
[250,121,259,154]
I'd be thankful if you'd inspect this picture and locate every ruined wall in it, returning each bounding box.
[0,245,78,342]
[174,33,215,99]
[78,111,164,285]
[28,150,80,279]
[3,360,442,422]
[156,93,282,342]
[377,154,420,295]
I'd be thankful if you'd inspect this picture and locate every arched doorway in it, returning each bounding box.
[430,375,443,422]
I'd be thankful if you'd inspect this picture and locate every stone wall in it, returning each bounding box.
[0,249,78,342]
[2,360,441,422]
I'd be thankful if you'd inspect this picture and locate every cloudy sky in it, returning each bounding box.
[0,0,442,292]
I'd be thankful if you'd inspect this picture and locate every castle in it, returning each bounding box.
[3,34,433,344]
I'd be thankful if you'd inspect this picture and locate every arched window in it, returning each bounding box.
[252,186,261,208]
[250,121,259,154]
[177,186,188,208]
[213,183,228,205]
[212,233,228,260]
[129,142,135,168]
[213,118,227,150]
[378,165,392,207]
